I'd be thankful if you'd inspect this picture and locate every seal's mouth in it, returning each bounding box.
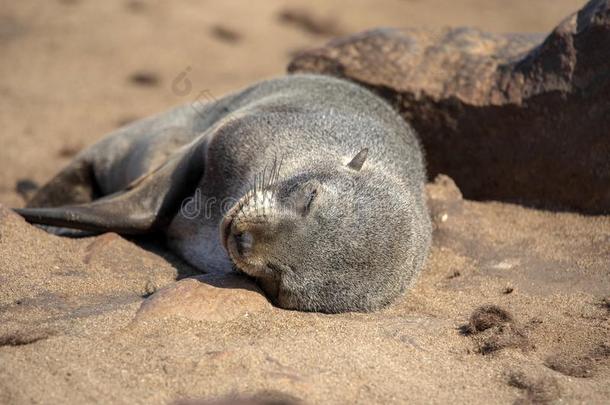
[220,194,247,255]
[219,200,263,277]
[220,214,233,254]
[220,213,246,268]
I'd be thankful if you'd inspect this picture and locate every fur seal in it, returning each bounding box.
[15,74,431,313]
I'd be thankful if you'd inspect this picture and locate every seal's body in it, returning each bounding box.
[17,75,431,313]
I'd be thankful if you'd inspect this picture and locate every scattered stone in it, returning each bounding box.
[210,25,242,43]
[135,273,271,323]
[466,305,513,333]
[447,270,460,279]
[277,8,343,37]
[462,305,531,355]
[503,287,514,295]
[142,280,158,298]
[289,0,610,213]
[58,143,82,158]
[128,71,161,87]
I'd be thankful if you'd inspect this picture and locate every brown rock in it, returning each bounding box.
[289,0,610,213]
[135,273,271,323]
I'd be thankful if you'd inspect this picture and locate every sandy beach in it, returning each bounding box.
[1,1,608,404]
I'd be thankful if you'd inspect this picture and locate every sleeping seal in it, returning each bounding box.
[15,74,431,313]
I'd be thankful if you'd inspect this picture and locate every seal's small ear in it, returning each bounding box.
[347,148,368,171]
[14,141,205,235]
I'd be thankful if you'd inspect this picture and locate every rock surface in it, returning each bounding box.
[135,274,271,323]
[289,0,610,214]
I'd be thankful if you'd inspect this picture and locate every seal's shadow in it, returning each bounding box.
[129,232,201,280]
[131,232,266,296]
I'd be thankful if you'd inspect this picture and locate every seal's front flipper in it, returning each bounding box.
[15,141,205,235]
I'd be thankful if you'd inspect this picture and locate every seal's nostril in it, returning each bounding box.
[234,231,254,257]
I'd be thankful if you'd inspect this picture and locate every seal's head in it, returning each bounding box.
[220,149,427,313]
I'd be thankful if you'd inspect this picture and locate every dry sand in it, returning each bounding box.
[1,1,608,404]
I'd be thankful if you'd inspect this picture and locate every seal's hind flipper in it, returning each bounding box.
[16,202,153,235]
[26,160,100,208]
[15,142,205,234]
